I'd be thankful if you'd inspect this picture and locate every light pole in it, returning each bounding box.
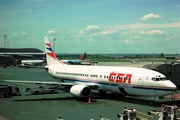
[7,41,9,48]
[4,35,7,68]
[59,45,61,54]
[53,38,56,53]
[4,35,6,49]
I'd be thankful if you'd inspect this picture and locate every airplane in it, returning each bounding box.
[19,55,46,67]
[3,36,177,106]
[19,60,45,67]
[61,52,87,65]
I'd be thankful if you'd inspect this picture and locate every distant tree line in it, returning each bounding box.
[86,53,165,59]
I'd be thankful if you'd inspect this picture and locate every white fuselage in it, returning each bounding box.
[47,64,177,97]
[21,60,44,66]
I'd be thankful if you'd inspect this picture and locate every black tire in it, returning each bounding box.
[122,93,127,97]
[98,90,106,96]
[34,91,39,95]
[149,100,156,106]
[50,90,54,94]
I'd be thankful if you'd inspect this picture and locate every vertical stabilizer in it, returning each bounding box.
[44,36,64,66]
[78,52,86,60]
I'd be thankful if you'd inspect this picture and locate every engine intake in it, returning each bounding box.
[70,84,91,97]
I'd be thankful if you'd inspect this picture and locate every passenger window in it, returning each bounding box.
[145,76,149,81]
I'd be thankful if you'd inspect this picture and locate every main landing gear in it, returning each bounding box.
[98,90,106,96]
[149,100,156,106]
[149,96,159,106]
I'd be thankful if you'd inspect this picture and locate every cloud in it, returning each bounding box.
[48,30,56,34]
[8,32,28,39]
[86,25,100,31]
[79,25,101,35]
[48,28,59,34]
[124,39,133,44]
[9,34,21,39]
[21,32,28,36]
[12,34,18,37]
[141,30,164,35]
[52,28,59,31]
[111,22,180,29]
[120,32,132,35]
[140,13,161,20]
[134,36,138,38]
[30,0,46,2]
[100,29,118,35]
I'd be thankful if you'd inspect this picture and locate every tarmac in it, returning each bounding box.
[0,62,180,120]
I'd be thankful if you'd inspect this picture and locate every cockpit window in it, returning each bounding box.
[152,77,156,81]
[156,78,160,81]
[160,77,167,81]
[151,77,167,82]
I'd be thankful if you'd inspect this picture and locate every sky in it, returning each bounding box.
[0,0,180,54]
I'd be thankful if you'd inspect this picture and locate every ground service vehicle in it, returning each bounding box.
[0,84,18,96]
[117,107,142,120]
[148,104,180,120]
[0,86,10,96]
[24,86,58,95]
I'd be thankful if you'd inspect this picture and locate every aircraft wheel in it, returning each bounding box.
[122,93,127,97]
[50,90,54,94]
[98,90,106,96]
[34,91,39,95]
[149,100,156,106]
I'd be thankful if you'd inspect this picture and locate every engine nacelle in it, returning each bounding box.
[70,84,91,97]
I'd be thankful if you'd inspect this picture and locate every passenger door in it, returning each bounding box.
[138,74,144,85]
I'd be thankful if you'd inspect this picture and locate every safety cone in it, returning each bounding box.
[88,97,91,104]
[2,95,4,100]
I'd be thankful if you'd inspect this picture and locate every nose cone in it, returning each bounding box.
[158,80,177,96]
[166,80,177,91]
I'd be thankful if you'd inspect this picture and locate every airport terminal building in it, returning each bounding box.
[0,48,44,67]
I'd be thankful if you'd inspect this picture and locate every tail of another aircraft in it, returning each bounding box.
[44,36,64,66]
[78,52,86,60]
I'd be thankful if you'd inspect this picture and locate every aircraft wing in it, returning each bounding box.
[23,63,34,66]
[2,79,72,86]
[23,65,47,69]
[1,80,99,89]
[74,82,99,89]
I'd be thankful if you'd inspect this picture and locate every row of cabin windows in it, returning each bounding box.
[56,72,89,77]
[56,72,129,80]
[104,76,130,80]
[57,72,100,78]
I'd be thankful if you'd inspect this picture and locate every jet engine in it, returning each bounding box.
[70,84,91,97]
